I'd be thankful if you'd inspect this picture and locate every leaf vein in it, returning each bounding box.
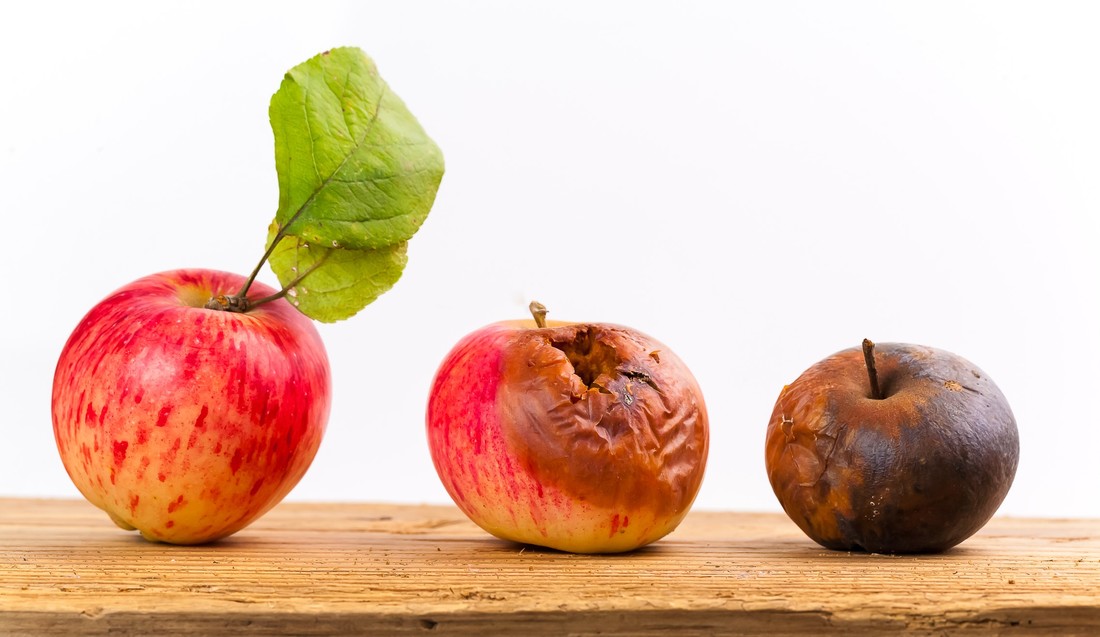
[274,82,390,247]
[339,65,354,141]
[302,89,322,186]
[328,166,440,185]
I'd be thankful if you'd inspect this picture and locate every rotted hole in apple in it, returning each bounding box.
[530,301,621,396]
[550,329,619,395]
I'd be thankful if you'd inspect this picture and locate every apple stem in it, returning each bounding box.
[529,301,548,328]
[862,338,883,400]
[207,196,327,314]
[235,236,284,301]
[204,253,330,313]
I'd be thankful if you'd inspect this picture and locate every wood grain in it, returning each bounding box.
[1,498,1098,635]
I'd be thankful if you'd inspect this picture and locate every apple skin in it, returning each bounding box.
[52,269,331,544]
[426,318,709,553]
[765,342,1019,554]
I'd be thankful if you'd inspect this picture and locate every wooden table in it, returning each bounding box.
[1,498,1097,635]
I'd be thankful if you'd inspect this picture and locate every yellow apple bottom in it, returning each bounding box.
[455,460,685,554]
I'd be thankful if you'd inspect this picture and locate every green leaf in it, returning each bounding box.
[266,47,443,321]
[266,225,408,323]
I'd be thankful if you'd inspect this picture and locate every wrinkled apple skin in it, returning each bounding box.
[427,319,709,553]
[766,343,1019,554]
[52,269,330,544]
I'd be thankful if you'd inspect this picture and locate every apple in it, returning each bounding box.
[52,269,331,544]
[426,303,709,553]
[765,339,1019,553]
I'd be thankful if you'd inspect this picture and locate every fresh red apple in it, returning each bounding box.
[765,339,1019,553]
[426,303,709,553]
[52,269,331,544]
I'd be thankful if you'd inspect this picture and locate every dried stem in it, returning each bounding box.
[862,338,883,400]
[529,301,548,328]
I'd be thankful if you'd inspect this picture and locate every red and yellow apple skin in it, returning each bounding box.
[52,269,331,544]
[765,343,1019,554]
[427,318,709,553]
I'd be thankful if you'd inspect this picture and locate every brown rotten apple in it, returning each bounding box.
[765,340,1019,553]
[427,303,709,553]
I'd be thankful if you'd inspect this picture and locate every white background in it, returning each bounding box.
[2,2,1098,519]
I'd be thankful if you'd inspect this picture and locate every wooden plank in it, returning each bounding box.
[1,498,1098,635]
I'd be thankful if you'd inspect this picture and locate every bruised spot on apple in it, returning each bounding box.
[52,269,330,544]
[427,304,709,553]
[765,340,1019,554]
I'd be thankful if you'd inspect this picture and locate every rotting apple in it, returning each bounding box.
[426,302,709,553]
[765,339,1019,554]
[52,269,330,544]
